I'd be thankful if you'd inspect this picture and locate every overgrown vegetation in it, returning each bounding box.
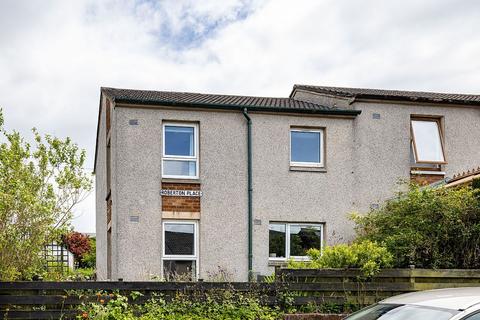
[0,109,92,280]
[287,240,393,277]
[78,290,281,320]
[352,184,480,269]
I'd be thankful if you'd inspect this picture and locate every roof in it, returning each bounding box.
[444,167,480,188]
[382,287,480,310]
[292,85,480,106]
[101,87,361,116]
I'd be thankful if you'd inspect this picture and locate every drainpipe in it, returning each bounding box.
[242,108,253,281]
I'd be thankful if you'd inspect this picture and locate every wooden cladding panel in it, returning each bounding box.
[106,196,112,224]
[105,99,111,137]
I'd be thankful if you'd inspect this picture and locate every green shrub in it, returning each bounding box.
[352,184,480,269]
[78,290,281,320]
[81,237,96,269]
[288,240,393,277]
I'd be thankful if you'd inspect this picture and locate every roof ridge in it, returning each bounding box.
[450,166,480,182]
[292,84,480,106]
[102,86,307,102]
[293,84,480,97]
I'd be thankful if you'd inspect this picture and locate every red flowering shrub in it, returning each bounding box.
[62,232,91,261]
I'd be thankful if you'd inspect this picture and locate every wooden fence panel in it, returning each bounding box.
[2,269,480,319]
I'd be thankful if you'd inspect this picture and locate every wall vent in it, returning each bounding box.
[129,215,140,222]
[129,119,139,125]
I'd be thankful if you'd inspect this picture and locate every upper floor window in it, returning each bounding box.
[290,128,324,167]
[410,118,445,164]
[162,123,199,179]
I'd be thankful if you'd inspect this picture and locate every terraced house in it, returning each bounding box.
[94,85,480,281]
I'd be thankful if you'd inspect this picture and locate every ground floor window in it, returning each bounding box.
[162,220,198,280]
[269,223,323,260]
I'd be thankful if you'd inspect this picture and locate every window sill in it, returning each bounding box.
[410,170,445,176]
[268,257,311,267]
[290,166,327,173]
[162,178,201,184]
[268,259,288,267]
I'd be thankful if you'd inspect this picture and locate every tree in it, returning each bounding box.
[352,183,480,269]
[62,231,91,265]
[0,110,92,280]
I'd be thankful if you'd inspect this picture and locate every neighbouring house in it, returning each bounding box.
[441,167,480,188]
[94,85,480,281]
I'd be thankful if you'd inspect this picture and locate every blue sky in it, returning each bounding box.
[0,0,480,233]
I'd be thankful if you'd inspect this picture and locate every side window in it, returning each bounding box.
[162,123,199,179]
[162,221,198,280]
[463,313,480,320]
[410,117,446,165]
[269,223,323,261]
[290,128,324,167]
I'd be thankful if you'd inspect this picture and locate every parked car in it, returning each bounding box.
[345,287,480,319]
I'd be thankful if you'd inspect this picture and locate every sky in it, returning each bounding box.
[1,0,480,233]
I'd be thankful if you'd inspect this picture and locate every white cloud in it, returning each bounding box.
[0,0,479,232]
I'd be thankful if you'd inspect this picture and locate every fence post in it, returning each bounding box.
[409,267,416,290]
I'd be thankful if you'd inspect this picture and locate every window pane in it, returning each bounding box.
[165,126,194,157]
[163,160,196,177]
[269,224,286,258]
[345,304,458,320]
[411,120,444,162]
[163,260,196,281]
[164,223,195,255]
[291,131,321,163]
[290,224,322,257]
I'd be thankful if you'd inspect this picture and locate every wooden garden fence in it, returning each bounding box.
[2,269,480,319]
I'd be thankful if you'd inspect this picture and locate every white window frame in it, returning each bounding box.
[410,118,446,165]
[162,220,199,279]
[162,122,199,179]
[268,222,323,262]
[290,128,325,167]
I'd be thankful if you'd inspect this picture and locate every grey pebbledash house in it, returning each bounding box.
[94,85,480,281]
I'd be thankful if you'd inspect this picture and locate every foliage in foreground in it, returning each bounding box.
[352,184,480,269]
[0,109,92,280]
[287,240,393,277]
[78,290,281,320]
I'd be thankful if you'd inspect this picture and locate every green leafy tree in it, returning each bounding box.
[351,183,480,269]
[0,110,92,280]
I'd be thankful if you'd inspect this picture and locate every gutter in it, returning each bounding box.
[242,108,253,281]
[112,98,362,117]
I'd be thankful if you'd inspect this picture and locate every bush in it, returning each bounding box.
[63,232,91,263]
[288,240,393,277]
[78,290,281,320]
[352,184,480,269]
[81,237,96,269]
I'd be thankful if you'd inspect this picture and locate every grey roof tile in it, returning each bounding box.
[101,87,360,116]
[293,85,480,106]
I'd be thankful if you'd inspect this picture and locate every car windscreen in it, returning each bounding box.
[344,303,459,320]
